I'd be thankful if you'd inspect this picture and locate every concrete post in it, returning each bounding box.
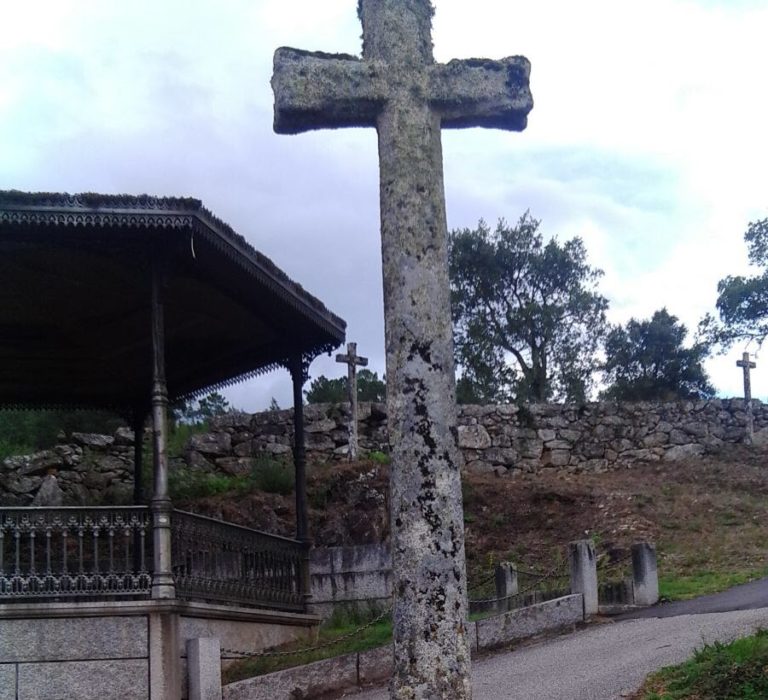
[149,611,181,700]
[568,539,598,617]
[495,562,518,613]
[187,638,222,700]
[631,542,659,607]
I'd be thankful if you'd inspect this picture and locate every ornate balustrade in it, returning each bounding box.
[0,506,306,611]
[0,506,151,599]
[171,509,305,612]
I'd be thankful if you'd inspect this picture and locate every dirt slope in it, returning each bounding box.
[179,444,768,584]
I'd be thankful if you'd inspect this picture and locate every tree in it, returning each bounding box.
[449,214,609,403]
[171,391,230,425]
[701,217,768,349]
[601,309,714,401]
[305,369,387,404]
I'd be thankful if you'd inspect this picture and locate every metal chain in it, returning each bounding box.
[469,559,569,605]
[221,605,392,659]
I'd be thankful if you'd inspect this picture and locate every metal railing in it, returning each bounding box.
[0,506,151,600]
[0,506,307,611]
[171,509,305,612]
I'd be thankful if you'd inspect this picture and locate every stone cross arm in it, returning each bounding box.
[272,48,532,134]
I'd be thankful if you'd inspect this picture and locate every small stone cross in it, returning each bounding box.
[272,2,532,696]
[335,342,368,461]
[737,351,756,404]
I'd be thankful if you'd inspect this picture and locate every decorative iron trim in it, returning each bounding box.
[171,509,305,612]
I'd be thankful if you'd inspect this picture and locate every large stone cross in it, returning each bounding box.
[272,2,532,697]
[737,351,756,404]
[336,342,368,460]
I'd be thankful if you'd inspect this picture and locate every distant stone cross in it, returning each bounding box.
[272,2,532,696]
[336,342,368,461]
[737,351,756,404]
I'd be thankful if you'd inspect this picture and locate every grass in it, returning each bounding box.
[636,629,768,699]
[659,568,768,601]
[223,611,393,684]
[169,455,295,501]
[0,439,34,461]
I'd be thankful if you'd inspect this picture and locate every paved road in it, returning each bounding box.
[346,607,768,699]
[619,576,768,619]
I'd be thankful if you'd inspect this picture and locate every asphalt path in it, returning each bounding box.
[345,580,768,700]
[619,575,768,619]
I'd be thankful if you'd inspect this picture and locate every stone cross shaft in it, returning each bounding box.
[336,342,368,460]
[272,2,532,697]
[737,351,756,404]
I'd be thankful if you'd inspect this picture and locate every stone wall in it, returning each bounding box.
[0,429,136,506]
[192,398,764,477]
[0,397,762,506]
[310,544,392,618]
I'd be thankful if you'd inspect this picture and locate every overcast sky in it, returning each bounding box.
[2,0,767,410]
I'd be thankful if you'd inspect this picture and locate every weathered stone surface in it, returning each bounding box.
[6,475,41,494]
[216,457,257,477]
[17,450,63,477]
[187,450,215,472]
[272,1,535,694]
[664,444,705,461]
[475,594,583,650]
[0,665,14,700]
[71,432,114,449]
[18,659,148,700]
[188,432,232,457]
[32,475,64,506]
[223,652,357,700]
[306,418,337,434]
[114,426,136,445]
[457,424,492,449]
[0,616,147,662]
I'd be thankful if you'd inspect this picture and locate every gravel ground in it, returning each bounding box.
[345,607,768,700]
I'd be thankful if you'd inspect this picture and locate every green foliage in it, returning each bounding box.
[367,450,390,464]
[0,439,34,460]
[702,216,768,350]
[167,421,209,459]
[169,470,248,501]
[172,392,230,425]
[250,456,295,495]
[0,409,123,452]
[639,629,768,699]
[449,214,608,404]
[601,309,714,401]
[169,456,294,500]
[305,369,386,404]
[659,569,768,601]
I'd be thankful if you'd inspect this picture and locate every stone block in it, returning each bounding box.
[31,475,64,506]
[222,651,357,700]
[569,539,598,616]
[632,542,659,606]
[189,432,232,457]
[17,659,148,700]
[0,664,14,700]
[71,432,114,449]
[305,418,338,433]
[0,616,147,662]
[114,426,136,445]
[476,594,582,650]
[663,444,705,461]
[188,638,222,700]
[457,424,492,449]
[18,450,63,477]
[358,644,394,685]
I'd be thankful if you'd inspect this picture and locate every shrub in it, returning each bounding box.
[251,456,295,495]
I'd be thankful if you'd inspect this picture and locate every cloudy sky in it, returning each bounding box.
[2,0,767,410]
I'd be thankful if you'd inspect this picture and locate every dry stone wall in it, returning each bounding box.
[1,398,762,505]
[0,429,136,506]
[192,398,764,477]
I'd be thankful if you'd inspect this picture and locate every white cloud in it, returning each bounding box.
[2,0,768,408]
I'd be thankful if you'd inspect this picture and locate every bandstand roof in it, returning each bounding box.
[0,191,346,410]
